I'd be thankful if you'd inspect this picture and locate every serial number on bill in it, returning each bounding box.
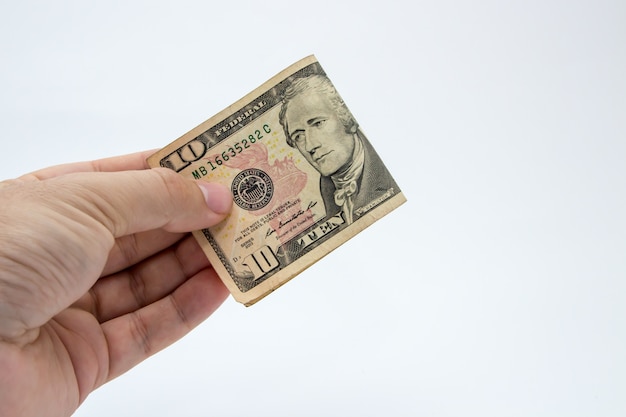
[192,124,272,179]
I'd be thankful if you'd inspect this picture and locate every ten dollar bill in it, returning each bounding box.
[148,55,406,306]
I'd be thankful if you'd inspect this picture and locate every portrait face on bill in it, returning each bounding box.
[279,73,400,226]
[279,74,358,177]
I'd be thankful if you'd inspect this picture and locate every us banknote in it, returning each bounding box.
[148,55,406,306]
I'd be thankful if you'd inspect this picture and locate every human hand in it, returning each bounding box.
[0,150,233,417]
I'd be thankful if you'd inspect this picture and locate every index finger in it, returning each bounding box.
[18,149,158,181]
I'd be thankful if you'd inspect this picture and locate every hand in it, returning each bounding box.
[0,151,233,417]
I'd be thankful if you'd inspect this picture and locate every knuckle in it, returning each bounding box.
[169,294,191,330]
[117,234,141,268]
[150,168,200,220]
[129,311,152,355]
[128,270,148,309]
[152,168,186,193]
[152,168,194,204]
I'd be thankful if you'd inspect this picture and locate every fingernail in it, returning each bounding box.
[196,182,233,214]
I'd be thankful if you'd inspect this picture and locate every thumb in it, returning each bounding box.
[56,167,233,237]
[0,168,232,340]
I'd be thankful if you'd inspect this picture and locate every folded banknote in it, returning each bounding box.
[148,55,406,306]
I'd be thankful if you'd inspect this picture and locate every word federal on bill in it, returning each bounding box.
[148,55,406,306]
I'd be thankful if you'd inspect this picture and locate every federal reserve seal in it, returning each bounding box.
[231,168,274,211]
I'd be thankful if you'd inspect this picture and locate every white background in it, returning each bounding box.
[1,1,625,416]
